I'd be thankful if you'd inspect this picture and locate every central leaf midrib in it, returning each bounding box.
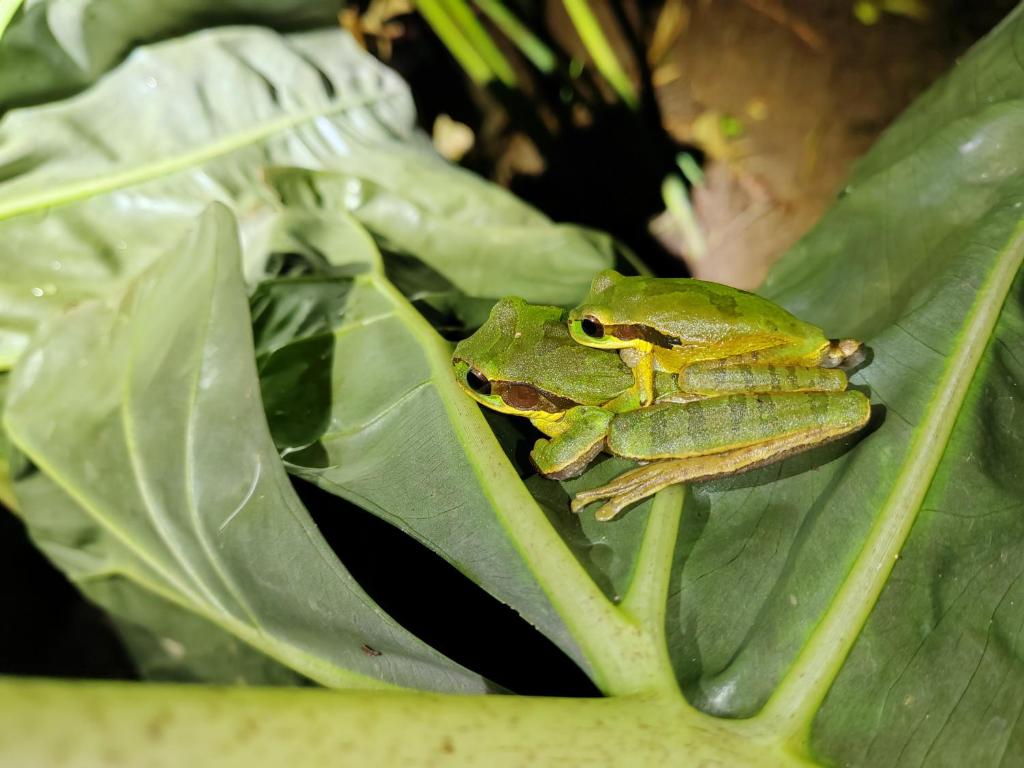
[0,89,397,221]
[759,221,1024,738]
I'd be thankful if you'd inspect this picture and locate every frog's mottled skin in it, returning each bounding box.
[453,297,635,410]
[572,270,828,359]
[452,297,871,520]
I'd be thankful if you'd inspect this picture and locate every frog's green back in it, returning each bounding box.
[577,271,826,346]
[453,298,635,406]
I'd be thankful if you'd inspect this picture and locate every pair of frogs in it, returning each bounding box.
[452,270,870,521]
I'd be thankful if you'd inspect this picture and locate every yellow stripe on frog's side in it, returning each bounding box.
[652,337,831,372]
[607,391,870,461]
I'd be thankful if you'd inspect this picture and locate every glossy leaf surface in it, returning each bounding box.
[0,25,608,369]
[2,6,1024,766]
[6,205,487,692]
[664,9,1024,766]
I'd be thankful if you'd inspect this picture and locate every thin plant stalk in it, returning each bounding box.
[662,174,707,262]
[416,0,496,85]
[562,0,639,109]
[0,0,24,41]
[677,152,705,186]
[474,0,557,73]
[437,0,518,87]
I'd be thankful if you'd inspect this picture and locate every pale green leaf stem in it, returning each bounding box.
[0,91,394,222]
[474,0,556,73]
[562,0,638,108]
[368,250,683,697]
[760,225,1024,751]
[0,0,22,41]
[415,0,496,85]
[0,677,813,768]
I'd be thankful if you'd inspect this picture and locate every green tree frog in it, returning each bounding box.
[567,270,864,406]
[453,297,870,520]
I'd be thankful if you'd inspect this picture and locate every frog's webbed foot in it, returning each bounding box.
[570,461,666,521]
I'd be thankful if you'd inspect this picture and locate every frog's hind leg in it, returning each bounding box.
[674,362,849,399]
[572,417,864,521]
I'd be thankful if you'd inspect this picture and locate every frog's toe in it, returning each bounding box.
[570,486,638,519]
[594,499,627,521]
[821,338,865,368]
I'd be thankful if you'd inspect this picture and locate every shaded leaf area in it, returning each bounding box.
[270,167,618,306]
[0,0,342,111]
[0,25,618,688]
[5,205,487,693]
[89,578,309,687]
[0,26,413,369]
[258,209,588,670]
[250,267,357,454]
[812,275,1024,765]
[0,24,611,371]
[527,458,651,603]
[664,4,1024,761]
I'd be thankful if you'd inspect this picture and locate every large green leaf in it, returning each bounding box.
[0,24,609,369]
[5,204,488,692]
[0,24,619,687]
[0,0,343,110]
[4,5,1024,766]
[660,5,1024,764]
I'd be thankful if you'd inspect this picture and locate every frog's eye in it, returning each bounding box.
[466,368,492,395]
[580,316,605,339]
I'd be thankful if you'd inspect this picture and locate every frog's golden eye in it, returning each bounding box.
[580,316,605,339]
[466,368,492,395]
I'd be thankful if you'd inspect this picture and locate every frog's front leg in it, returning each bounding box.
[573,390,871,520]
[617,342,656,407]
[530,406,614,480]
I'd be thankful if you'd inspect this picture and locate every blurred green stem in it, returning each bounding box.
[0,0,24,40]
[620,486,683,650]
[474,0,556,73]
[416,0,496,85]
[677,152,705,186]
[661,174,707,262]
[562,0,639,108]
[0,678,809,766]
[437,0,518,86]
[0,464,15,514]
